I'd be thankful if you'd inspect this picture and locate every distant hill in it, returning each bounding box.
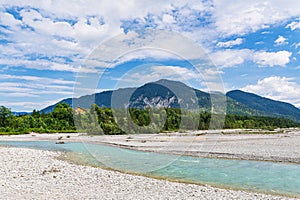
[41,98,73,114]
[40,79,300,122]
[226,90,300,122]
[12,111,29,116]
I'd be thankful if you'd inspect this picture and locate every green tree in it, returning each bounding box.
[52,103,74,129]
[0,106,12,128]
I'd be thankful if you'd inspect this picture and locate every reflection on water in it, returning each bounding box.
[0,140,299,197]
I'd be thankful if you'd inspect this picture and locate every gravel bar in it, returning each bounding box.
[0,147,298,200]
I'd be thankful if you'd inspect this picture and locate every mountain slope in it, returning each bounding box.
[227,90,300,121]
[40,79,300,122]
[128,79,207,110]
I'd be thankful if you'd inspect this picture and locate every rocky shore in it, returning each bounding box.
[2,129,300,164]
[0,147,297,200]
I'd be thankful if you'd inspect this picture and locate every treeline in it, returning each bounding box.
[0,103,299,135]
[224,115,298,130]
[0,103,75,134]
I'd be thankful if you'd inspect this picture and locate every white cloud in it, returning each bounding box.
[0,56,83,72]
[213,0,300,36]
[0,1,205,63]
[0,74,75,85]
[203,68,224,76]
[255,41,264,45]
[114,65,200,86]
[217,38,243,48]
[0,1,214,74]
[82,29,211,72]
[0,92,38,98]
[212,49,292,68]
[294,42,300,49]
[48,63,79,72]
[286,20,300,31]
[274,35,288,46]
[261,31,272,34]
[0,0,299,73]
[152,65,199,79]
[0,83,34,93]
[0,74,75,110]
[242,76,300,107]
[211,49,252,68]
[0,100,60,112]
[0,12,22,28]
[162,14,175,24]
[111,64,225,93]
[0,0,300,111]
[253,50,292,67]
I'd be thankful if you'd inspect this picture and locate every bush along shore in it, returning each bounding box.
[0,103,299,135]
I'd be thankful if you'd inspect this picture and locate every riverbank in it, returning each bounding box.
[97,129,300,163]
[0,146,297,199]
[2,128,300,163]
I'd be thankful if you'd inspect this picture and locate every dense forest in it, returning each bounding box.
[0,103,299,135]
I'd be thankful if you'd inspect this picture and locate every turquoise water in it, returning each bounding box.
[0,141,300,197]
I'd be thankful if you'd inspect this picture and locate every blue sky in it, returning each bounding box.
[0,0,300,111]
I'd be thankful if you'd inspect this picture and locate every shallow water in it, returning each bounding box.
[1,140,299,197]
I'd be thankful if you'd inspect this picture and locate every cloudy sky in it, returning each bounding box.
[1,0,300,111]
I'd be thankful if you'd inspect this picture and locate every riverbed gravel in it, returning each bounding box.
[0,147,297,200]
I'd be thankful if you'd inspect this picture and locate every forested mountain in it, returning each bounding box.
[227,90,300,122]
[40,79,300,122]
[2,80,300,134]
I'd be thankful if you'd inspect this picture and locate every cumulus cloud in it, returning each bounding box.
[217,38,243,48]
[253,50,292,67]
[212,49,292,68]
[0,0,215,73]
[152,66,199,79]
[211,49,252,68]
[213,0,300,36]
[110,64,225,93]
[0,0,299,73]
[274,35,288,46]
[162,14,175,24]
[242,76,300,107]
[113,65,200,85]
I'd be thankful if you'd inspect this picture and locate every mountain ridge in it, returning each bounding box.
[40,79,300,122]
[227,90,300,121]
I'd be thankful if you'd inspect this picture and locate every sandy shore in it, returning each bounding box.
[0,146,297,200]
